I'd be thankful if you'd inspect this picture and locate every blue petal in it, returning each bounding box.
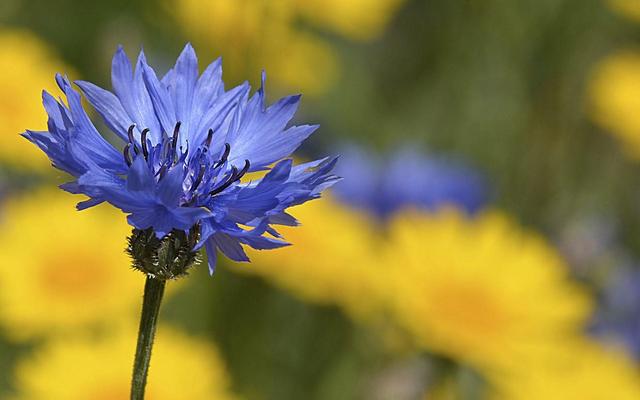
[170,43,199,137]
[126,155,155,192]
[75,80,131,141]
[111,45,135,104]
[212,233,250,262]
[268,212,299,226]
[193,57,223,112]
[239,232,289,250]
[55,75,125,173]
[188,58,223,142]
[141,62,177,136]
[76,197,104,210]
[194,82,249,151]
[226,76,315,168]
[41,91,67,132]
[161,67,174,88]
[77,167,124,189]
[165,206,210,231]
[112,48,162,142]
[127,206,170,234]
[156,165,185,206]
[204,239,218,275]
[226,159,292,222]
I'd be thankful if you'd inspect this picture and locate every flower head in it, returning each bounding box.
[24,44,338,274]
[333,145,487,218]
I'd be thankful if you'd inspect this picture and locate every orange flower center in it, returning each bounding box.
[429,281,511,341]
[39,249,113,299]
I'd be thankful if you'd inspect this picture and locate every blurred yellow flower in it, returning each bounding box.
[608,0,640,21]
[588,50,640,159]
[424,341,640,399]
[14,325,237,400]
[493,340,640,400]
[384,210,592,373]
[0,189,142,340]
[172,0,405,95]
[246,201,592,377]
[0,29,71,170]
[243,197,384,320]
[296,0,406,41]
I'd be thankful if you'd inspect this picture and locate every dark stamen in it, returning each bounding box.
[160,138,172,162]
[205,129,214,148]
[210,166,238,196]
[209,159,250,196]
[127,124,136,143]
[127,125,140,154]
[123,143,132,167]
[192,165,206,190]
[235,159,251,181]
[157,164,168,180]
[175,141,189,167]
[140,128,150,159]
[172,121,182,150]
[214,143,231,168]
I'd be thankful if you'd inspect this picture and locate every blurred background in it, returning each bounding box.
[2,0,640,398]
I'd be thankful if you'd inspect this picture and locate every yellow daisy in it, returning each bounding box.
[246,199,591,379]
[0,29,72,170]
[0,189,143,340]
[171,0,406,95]
[13,325,237,400]
[383,209,592,372]
[493,340,640,400]
[588,49,640,159]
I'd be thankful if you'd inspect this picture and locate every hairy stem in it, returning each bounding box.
[130,276,166,400]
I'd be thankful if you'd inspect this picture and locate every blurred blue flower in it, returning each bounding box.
[591,265,640,358]
[23,44,339,273]
[333,145,487,218]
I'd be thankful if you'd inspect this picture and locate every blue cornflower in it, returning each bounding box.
[23,44,339,274]
[332,145,487,218]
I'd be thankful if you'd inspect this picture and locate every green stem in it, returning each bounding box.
[130,276,166,400]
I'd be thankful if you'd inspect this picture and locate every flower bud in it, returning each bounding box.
[127,227,200,280]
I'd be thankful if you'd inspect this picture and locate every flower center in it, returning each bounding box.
[39,250,111,299]
[428,281,511,341]
[122,122,251,206]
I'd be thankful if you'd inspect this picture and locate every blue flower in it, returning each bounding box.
[23,44,339,273]
[333,145,487,218]
[591,265,640,359]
